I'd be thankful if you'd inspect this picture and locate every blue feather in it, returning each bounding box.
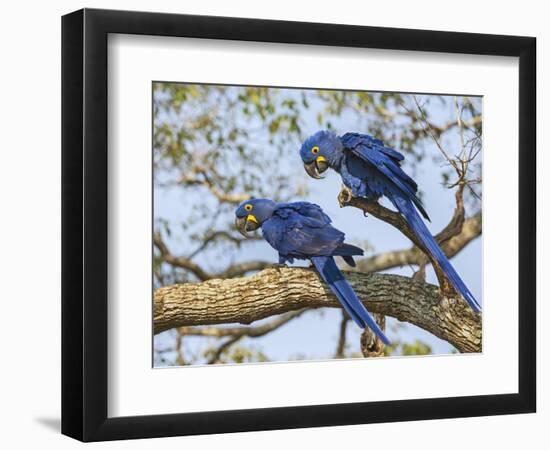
[342,134,430,221]
[311,256,390,345]
[391,195,482,313]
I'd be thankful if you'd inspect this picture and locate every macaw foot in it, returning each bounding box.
[338,185,354,208]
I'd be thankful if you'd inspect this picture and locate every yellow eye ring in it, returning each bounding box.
[311,146,320,154]
[244,204,253,211]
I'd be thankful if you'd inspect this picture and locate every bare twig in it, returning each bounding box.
[178,310,306,338]
[187,230,260,259]
[178,166,249,204]
[154,231,211,281]
[197,310,306,364]
[349,97,481,137]
[412,96,462,176]
[207,336,243,364]
[411,95,481,202]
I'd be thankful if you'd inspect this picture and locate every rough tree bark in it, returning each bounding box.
[154,267,481,353]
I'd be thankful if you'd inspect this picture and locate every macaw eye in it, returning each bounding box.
[311,146,320,154]
[244,204,253,211]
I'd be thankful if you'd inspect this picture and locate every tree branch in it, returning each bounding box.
[154,231,212,281]
[207,335,242,364]
[187,230,259,259]
[182,310,306,364]
[154,267,481,353]
[356,212,481,273]
[178,166,249,204]
[154,231,271,281]
[340,182,472,294]
[341,195,448,292]
[178,309,306,338]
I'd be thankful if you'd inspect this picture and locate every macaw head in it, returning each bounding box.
[299,130,343,179]
[235,198,277,237]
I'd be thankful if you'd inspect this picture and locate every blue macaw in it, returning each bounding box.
[235,198,390,344]
[299,130,481,313]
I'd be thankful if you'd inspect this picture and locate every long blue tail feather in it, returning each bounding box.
[311,256,391,345]
[391,195,482,313]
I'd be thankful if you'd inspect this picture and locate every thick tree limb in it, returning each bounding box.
[154,267,481,353]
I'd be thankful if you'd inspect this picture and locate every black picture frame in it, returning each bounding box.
[62,8,536,442]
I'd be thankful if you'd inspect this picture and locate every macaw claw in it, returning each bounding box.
[338,185,354,207]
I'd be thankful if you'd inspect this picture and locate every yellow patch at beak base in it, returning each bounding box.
[316,155,327,163]
[247,214,258,224]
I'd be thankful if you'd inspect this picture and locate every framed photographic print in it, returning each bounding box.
[61,8,536,442]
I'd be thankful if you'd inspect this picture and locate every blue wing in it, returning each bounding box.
[342,132,405,162]
[262,202,363,263]
[341,132,430,220]
[262,204,344,259]
[276,201,332,227]
[261,202,388,336]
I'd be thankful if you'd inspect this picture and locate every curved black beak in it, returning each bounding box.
[304,157,329,179]
[235,215,260,237]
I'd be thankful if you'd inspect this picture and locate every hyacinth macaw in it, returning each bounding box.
[235,198,390,344]
[299,130,481,313]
